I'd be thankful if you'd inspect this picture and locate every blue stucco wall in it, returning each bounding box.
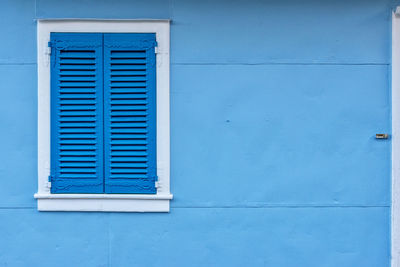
[0,0,395,266]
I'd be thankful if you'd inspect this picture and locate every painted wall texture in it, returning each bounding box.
[0,0,396,266]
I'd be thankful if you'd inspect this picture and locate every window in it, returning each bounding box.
[35,20,172,212]
[50,32,158,194]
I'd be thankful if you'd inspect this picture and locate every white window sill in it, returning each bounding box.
[34,193,173,212]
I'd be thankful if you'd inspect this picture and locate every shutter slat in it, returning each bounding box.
[110,99,147,105]
[59,128,96,133]
[60,106,96,111]
[110,70,147,76]
[60,94,96,99]
[60,145,96,150]
[60,134,96,139]
[60,88,97,93]
[60,139,97,144]
[110,89,148,94]
[60,65,97,70]
[60,111,96,116]
[111,163,148,168]
[59,123,97,128]
[110,128,148,133]
[60,71,96,76]
[59,82,97,88]
[111,94,148,99]
[60,163,97,167]
[111,145,148,150]
[109,82,147,87]
[50,33,104,193]
[59,117,96,122]
[60,151,97,156]
[110,51,146,57]
[59,58,96,64]
[110,111,148,116]
[60,55,96,59]
[60,77,96,81]
[59,174,97,178]
[111,151,148,156]
[111,140,147,145]
[111,157,148,162]
[110,118,147,122]
[110,65,147,70]
[110,123,148,128]
[111,134,147,139]
[109,174,148,179]
[110,106,148,111]
[60,157,96,162]
[111,77,147,82]
[111,169,148,174]
[110,59,147,64]
[60,99,97,104]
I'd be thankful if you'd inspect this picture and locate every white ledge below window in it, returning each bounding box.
[34,194,173,212]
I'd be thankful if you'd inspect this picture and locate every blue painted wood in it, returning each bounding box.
[103,33,157,194]
[50,33,104,193]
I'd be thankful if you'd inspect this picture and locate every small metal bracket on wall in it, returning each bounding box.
[376,133,389,139]
[396,6,400,16]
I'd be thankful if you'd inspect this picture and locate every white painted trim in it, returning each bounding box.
[34,194,172,212]
[36,20,171,212]
[393,11,400,267]
[36,198,170,212]
[34,193,173,200]
[36,19,172,22]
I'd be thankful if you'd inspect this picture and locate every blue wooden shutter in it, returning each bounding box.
[50,33,104,193]
[103,33,157,193]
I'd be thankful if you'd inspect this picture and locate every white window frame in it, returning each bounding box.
[394,8,400,265]
[34,19,172,212]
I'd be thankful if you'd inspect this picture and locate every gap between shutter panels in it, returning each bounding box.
[102,33,105,193]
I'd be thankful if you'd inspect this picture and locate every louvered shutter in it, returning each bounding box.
[50,33,104,193]
[103,33,157,193]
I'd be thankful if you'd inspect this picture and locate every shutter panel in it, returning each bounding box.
[50,33,104,193]
[103,33,157,193]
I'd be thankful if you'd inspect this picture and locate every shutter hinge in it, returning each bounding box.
[45,42,52,66]
[46,175,52,189]
[47,42,53,55]
[155,176,160,188]
[154,46,159,54]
